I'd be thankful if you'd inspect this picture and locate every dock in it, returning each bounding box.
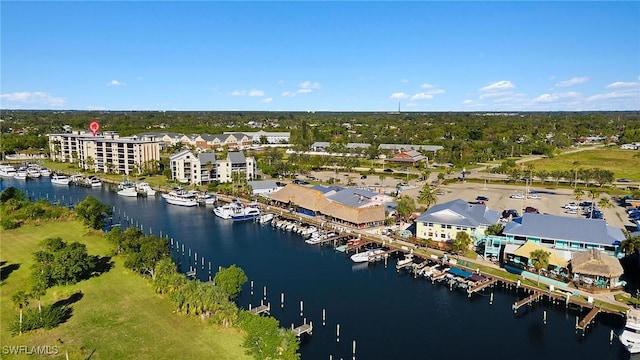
[291,319,313,337]
[249,301,271,316]
[467,277,498,295]
[512,291,544,312]
[576,307,600,331]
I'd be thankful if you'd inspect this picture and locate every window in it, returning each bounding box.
[440,233,446,238]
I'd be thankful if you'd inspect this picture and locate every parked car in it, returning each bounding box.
[502,209,519,218]
[617,178,632,183]
[292,179,309,185]
[360,175,367,179]
[524,206,539,214]
[435,190,445,196]
[384,168,394,173]
[527,194,541,200]
[510,193,525,199]
[476,196,489,201]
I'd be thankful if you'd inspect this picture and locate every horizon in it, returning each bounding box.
[2,2,639,112]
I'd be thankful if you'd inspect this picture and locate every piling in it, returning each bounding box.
[352,340,356,360]
[337,324,340,343]
[322,308,326,326]
[610,330,614,345]
[543,310,547,325]
[263,286,267,302]
[490,292,494,305]
[281,293,285,309]
[250,281,254,296]
[300,300,304,317]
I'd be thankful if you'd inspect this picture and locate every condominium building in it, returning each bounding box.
[169,150,256,185]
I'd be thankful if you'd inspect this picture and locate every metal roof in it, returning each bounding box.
[414,199,500,227]
[248,180,279,190]
[502,213,625,246]
[227,152,246,164]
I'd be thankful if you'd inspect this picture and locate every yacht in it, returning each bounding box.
[0,165,17,178]
[26,167,42,179]
[620,309,640,354]
[213,199,244,219]
[350,248,384,263]
[258,213,275,224]
[38,167,51,177]
[231,206,261,221]
[136,182,156,196]
[14,167,28,180]
[162,190,198,207]
[50,173,71,185]
[86,176,102,187]
[117,185,138,197]
[197,193,217,206]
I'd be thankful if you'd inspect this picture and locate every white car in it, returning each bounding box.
[510,193,525,199]
[527,194,541,200]
[564,203,579,210]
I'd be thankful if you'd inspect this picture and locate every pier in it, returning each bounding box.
[512,291,544,312]
[292,319,313,337]
[467,277,498,295]
[249,301,271,316]
[576,307,600,332]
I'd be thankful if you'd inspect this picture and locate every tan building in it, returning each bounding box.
[169,150,255,185]
[49,132,161,175]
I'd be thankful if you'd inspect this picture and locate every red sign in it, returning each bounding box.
[89,121,100,136]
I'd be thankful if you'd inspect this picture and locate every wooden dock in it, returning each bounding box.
[512,291,544,312]
[346,240,373,252]
[249,301,271,316]
[576,307,600,331]
[467,277,498,295]
[291,319,313,337]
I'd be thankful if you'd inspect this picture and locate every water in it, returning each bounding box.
[2,177,634,359]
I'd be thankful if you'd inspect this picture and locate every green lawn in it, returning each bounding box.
[529,148,640,181]
[0,221,250,360]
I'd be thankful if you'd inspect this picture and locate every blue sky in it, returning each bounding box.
[1,1,639,112]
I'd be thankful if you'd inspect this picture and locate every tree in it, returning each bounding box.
[11,290,30,335]
[124,235,170,280]
[573,188,584,217]
[529,249,550,285]
[597,196,612,212]
[239,311,300,360]
[395,195,416,222]
[588,188,599,218]
[1,187,26,203]
[485,224,504,236]
[417,183,438,208]
[75,196,112,229]
[621,236,640,255]
[214,264,248,300]
[85,156,95,172]
[451,231,472,255]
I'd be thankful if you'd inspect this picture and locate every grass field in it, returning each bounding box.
[529,148,640,181]
[0,221,250,360]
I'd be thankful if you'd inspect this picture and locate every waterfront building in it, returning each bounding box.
[169,150,255,185]
[247,180,281,196]
[415,199,500,242]
[570,249,625,291]
[48,132,161,175]
[269,184,386,227]
[502,213,624,256]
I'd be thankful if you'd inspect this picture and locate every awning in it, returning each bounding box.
[511,241,569,268]
[469,274,485,282]
[448,267,472,279]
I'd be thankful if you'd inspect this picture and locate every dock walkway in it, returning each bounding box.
[292,319,313,337]
[512,291,544,312]
[576,307,600,331]
[249,301,271,316]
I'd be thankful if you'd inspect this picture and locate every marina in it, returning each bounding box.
[0,176,632,360]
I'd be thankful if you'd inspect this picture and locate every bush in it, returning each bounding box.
[1,217,21,229]
[8,305,71,335]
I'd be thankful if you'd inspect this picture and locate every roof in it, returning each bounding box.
[571,249,623,278]
[414,199,500,227]
[197,152,216,164]
[228,152,246,164]
[169,149,193,160]
[326,189,376,208]
[510,241,569,268]
[311,141,330,148]
[346,143,371,149]
[503,213,625,246]
[269,184,385,224]
[247,180,279,190]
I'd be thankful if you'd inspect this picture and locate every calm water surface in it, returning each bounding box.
[3,177,635,360]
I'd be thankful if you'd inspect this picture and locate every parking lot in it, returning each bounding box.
[305,170,636,232]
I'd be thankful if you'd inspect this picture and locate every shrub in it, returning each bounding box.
[8,305,71,335]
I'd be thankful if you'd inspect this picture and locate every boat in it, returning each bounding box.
[0,165,17,178]
[26,167,42,178]
[14,167,28,180]
[86,176,102,187]
[117,185,138,197]
[197,192,217,206]
[620,309,640,354]
[136,182,156,196]
[350,248,384,263]
[258,213,275,224]
[38,167,51,177]
[50,173,71,185]
[213,199,244,219]
[231,206,261,221]
[162,190,198,207]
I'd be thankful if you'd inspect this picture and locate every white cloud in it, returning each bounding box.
[297,81,321,94]
[410,93,433,101]
[281,91,296,97]
[0,91,65,107]
[420,83,434,89]
[231,90,246,96]
[261,97,273,104]
[107,80,126,86]
[390,92,409,100]
[248,89,264,97]
[587,91,638,102]
[136,76,143,80]
[606,81,640,89]
[531,92,580,104]
[462,99,474,105]
[480,80,514,92]
[555,76,588,88]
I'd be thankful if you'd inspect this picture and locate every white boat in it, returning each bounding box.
[350,248,384,263]
[117,185,138,197]
[197,193,217,206]
[136,182,156,196]
[50,173,71,185]
[213,199,244,219]
[162,190,198,207]
[0,165,17,178]
[620,309,640,354]
[38,167,51,177]
[14,167,28,180]
[259,213,275,224]
[86,176,102,187]
[26,167,41,178]
[231,206,261,221]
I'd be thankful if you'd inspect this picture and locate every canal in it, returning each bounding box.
[1,177,632,359]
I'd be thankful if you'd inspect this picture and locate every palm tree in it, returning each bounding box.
[417,183,438,209]
[11,290,30,335]
[597,196,612,212]
[529,249,550,285]
[588,188,599,218]
[573,188,584,217]
[621,236,640,255]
